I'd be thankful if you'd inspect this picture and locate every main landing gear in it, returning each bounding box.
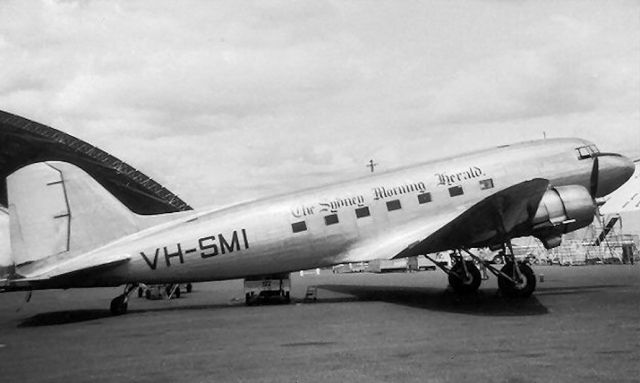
[447,253,482,295]
[426,243,537,298]
[110,283,138,315]
[497,261,536,298]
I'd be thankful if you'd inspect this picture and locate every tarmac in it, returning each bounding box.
[0,265,639,383]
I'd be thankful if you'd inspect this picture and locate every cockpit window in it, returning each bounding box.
[576,144,600,160]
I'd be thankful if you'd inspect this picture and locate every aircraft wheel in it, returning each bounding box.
[498,262,536,298]
[110,295,128,315]
[448,261,481,294]
[137,287,143,298]
[175,286,181,298]
[284,291,291,304]
[186,283,192,293]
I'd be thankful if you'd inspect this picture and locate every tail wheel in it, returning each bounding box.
[110,295,128,315]
[498,262,536,298]
[448,261,481,294]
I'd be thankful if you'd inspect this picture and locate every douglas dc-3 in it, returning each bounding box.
[0,110,635,315]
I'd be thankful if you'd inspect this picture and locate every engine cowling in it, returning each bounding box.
[532,185,596,249]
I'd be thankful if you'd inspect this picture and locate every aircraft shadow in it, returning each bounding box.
[535,284,626,297]
[17,302,238,327]
[18,284,555,327]
[315,285,549,316]
[19,309,113,327]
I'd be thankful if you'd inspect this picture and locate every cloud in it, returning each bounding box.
[0,1,638,264]
[428,14,639,125]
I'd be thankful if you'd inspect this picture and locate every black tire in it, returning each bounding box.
[245,292,253,306]
[110,295,128,315]
[284,291,291,304]
[186,283,192,293]
[137,287,143,298]
[448,261,482,294]
[498,262,536,298]
[174,286,181,299]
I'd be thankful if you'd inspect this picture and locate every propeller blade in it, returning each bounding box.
[590,155,599,197]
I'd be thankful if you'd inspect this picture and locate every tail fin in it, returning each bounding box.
[8,161,177,268]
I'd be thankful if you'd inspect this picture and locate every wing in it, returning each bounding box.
[337,179,550,263]
[336,210,462,263]
[414,178,549,253]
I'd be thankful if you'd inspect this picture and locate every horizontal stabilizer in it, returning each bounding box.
[22,252,131,280]
[2,253,131,291]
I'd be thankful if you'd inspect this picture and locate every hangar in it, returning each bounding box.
[0,110,192,215]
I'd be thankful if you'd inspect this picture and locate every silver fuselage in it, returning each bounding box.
[48,138,634,287]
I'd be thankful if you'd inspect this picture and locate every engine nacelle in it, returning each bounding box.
[532,185,596,249]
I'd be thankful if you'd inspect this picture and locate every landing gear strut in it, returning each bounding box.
[498,262,536,298]
[110,283,138,315]
[461,242,536,298]
[428,243,537,298]
[496,241,536,297]
[447,251,482,294]
[426,250,482,295]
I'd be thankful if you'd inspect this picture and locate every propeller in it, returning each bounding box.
[589,154,609,246]
[589,155,599,198]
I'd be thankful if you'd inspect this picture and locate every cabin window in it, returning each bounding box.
[291,221,307,233]
[355,206,370,218]
[417,192,432,204]
[386,199,402,211]
[449,186,464,197]
[479,179,494,190]
[324,214,339,226]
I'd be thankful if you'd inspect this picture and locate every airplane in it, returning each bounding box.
[0,110,635,315]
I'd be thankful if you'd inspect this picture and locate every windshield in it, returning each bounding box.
[576,144,600,160]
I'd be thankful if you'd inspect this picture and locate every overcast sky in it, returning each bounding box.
[0,0,639,263]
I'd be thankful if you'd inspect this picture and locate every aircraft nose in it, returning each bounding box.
[596,154,636,197]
